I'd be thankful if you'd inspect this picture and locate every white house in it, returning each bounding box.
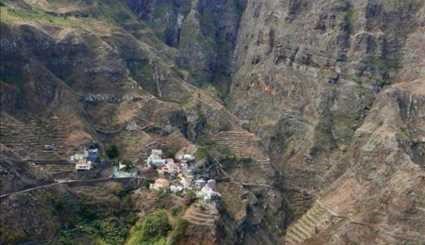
[75,159,93,170]
[170,185,184,193]
[194,179,206,189]
[70,153,85,162]
[176,153,195,162]
[71,150,92,171]
[179,174,193,189]
[147,149,167,167]
[196,179,220,202]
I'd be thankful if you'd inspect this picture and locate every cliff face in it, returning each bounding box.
[1,0,424,244]
[230,0,425,201]
[311,79,425,244]
[127,0,245,92]
[229,0,425,243]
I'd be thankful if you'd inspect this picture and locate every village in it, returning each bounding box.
[69,144,221,203]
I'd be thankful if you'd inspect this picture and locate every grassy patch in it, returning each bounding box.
[0,1,136,34]
[45,189,137,245]
[196,136,236,161]
[0,6,85,26]
[92,0,137,25]
[167,218,188,245]
[126,210,171,245]
[55,216,134,245]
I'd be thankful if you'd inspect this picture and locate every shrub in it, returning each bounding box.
[106,145,120,159]
[167,218,188,245]
[142,179,154,189]
[184,190,197,205]
[170,206,182,216]
[126,210,171,245]
[163,145,179,158]
[194,147,208,160]
[122,160,134,171]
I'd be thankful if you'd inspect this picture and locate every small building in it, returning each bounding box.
[152,149,163,156]
[179,174,193,189]
[147,149,167,167]
[150,178,170,191]
[176,153,195,162]
[70,152,86,162]
[75,159,93,170]
[158,159,180,176]
[194,179,206,189]
[206,179,216,189]
[149,158,167,167]
[87,148,99,162]
[70,145,99,171]
[126,121,139,131]
[180,162,193,175]
[196,179,220,202]
[170,185,184,193]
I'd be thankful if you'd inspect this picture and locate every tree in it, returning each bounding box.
[122,160,134,171]
[126,210,171,245]
[106,145,120,159]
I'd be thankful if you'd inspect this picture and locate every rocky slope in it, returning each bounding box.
[0,0,424,244]
[0,0,282,244]
[230,0,425,238]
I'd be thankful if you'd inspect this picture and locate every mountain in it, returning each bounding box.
[0,0,424,244]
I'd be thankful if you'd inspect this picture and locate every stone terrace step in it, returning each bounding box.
[284,201,332,244]
[183,203,219,227]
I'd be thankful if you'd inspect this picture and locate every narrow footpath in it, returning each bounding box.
[0,176,143,199]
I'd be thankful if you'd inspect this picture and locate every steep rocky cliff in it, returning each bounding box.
[229,1,424,243]
[127,0,245,93]
[0,0,424,244]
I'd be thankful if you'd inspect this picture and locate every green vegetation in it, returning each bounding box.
[142,179,155,189]
[0,226,26,243]
[0,0,138,29]
[0,6,83,27]
[0,68,25,99]
[121,160,135,171]
[163,145,180,158]
[93,0,137,25]
[106,144,120,160]
[157,189,170,200]
[375,79,391,88]
[368,56,401,79]
[170,206,183,217]
[167,218,188,245]
[47,191,137,245]
[0,49,23,86]
[184,190,197,204]
[56,217,133,245]
[345,8,355,33]
[195,137,236,161]
[126,209,188,245]
[194,146,209,160]
[126,210,171,245]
